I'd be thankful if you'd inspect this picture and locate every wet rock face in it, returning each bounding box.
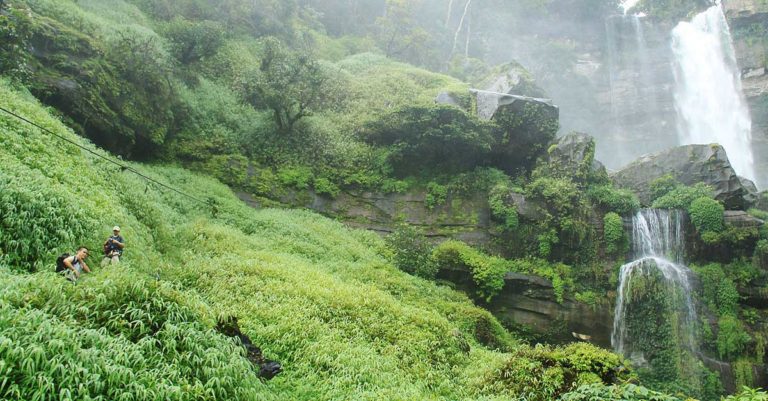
[725,0,768,188]
[536,133,603,182]
[724,210,765,228]
[612,144,759,210]
[438,265,615,348]
[238,189,493,246]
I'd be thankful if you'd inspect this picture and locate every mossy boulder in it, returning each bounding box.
[473,91,559,174]
[473,61,547,99]
[612,144,759,210]
[536,133,602,182]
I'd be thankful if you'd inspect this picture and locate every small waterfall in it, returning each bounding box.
[612,209,697,361]
[671,4,757,183]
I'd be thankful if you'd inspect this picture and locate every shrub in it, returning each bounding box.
[603,212,627,256]
[562,383,683,401]
[360,104,495,177]
[425,181,448,210]
[652,183,713,209]
[588,184,640,215]
[432,240,507,302]
[487,343,632,401]
[649,174,680,202]
[385,225,437,279]
[0,271,269,401]
[277,166,313,190]
[717,315,751,359]
[488,184,519,231]
[313,177,340,198]
[688,197,724,234]
[0,165,94,272]
[724,387,768,401]
[691,263,739,316]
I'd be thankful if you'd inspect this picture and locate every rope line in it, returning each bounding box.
[0,105,211,206]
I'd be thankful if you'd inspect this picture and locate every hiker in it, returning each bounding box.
[102,226,125,266]
[62,247,91,281]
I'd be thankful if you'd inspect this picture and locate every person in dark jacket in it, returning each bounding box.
[102,226,125,266]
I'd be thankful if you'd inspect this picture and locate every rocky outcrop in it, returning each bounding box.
[474,62,547,98]
[612,144,759,209]
[438,265,614,347]
[537,133,605,181]
[724,210,765,228]
[472,90,557,122]
[238,189,492,245]
[472,90,560,173]
[724,0,768,188]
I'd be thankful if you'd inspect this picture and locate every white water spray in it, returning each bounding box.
[671,4,756,183]
[620,0,641,15]
[612,210,698,359]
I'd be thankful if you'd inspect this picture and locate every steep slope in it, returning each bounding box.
[0,80,636,400]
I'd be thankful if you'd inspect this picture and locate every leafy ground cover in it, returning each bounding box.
[0,79,647,400]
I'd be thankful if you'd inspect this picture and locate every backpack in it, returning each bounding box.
[55,253,71,273]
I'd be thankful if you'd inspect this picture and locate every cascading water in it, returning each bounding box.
[671,3,757,183]
[601,12,677,170]
[612,209,698,362]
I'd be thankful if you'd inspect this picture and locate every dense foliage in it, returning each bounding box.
[0,77,644,401]
[1,0,766,399]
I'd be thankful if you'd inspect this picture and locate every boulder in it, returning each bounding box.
[537,133,604,181]
[612,144,759,210]
[472,90,559,173]
[509,192,546,222]
[474,61,547,99]
[757,191,768,211]
[472,90,557,122]
[724,211,765,228]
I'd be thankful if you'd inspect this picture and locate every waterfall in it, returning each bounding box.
[671,4,757,183]
[620,0,641,15]
[612,209,698,361]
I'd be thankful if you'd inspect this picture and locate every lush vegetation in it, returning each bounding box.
[0,76,649,401]
[2,0,767,399]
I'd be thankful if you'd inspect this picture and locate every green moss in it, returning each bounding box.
[432,240,507,302]
[603,212,627,257]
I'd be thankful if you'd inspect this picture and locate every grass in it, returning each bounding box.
[0,78,579,400]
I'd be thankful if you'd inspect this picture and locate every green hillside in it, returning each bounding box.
[0,79,654,401]
[3,1,768,400]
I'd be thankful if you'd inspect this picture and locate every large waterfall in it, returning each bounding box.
[671,4,757,183]
[612,209,698,361]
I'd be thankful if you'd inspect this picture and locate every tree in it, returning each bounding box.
[373,0,431,61]
[161,17,225,65]
[239,37,341,135]
[0,2,31,80]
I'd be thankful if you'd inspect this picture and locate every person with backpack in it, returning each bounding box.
[102,226,125,266]
[58,247,91,282]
